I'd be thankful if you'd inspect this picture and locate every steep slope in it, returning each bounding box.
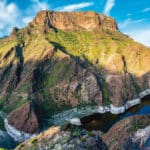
[102,115,150,150]
[0,11,150,134]
[15,115,150,150]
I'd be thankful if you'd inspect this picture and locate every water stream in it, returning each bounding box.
[0,95,149,149]
[81,95,150,132]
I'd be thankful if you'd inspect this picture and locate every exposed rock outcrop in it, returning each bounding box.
[31,11,118,31]
[131,126,150,149]
[50,70,103,107]
[7,103,39,134]
[16,126,108,150]
[102,115,150,150]
[16,115,150,150]
[4,118,36,142]
[0,10,149,134]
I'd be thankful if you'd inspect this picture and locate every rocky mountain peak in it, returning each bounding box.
[0,10,149,138]
[10,27,19,39]
[31,10,118,31]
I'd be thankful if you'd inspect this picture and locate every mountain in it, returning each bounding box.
[0,10,150,135]
[15,115,150,150]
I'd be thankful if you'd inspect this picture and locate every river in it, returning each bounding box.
[81,95,150,132]
[0,95,150,149]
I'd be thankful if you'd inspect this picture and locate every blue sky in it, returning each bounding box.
[0,0,150,46]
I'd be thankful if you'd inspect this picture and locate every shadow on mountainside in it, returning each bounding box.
[0,38,149,134]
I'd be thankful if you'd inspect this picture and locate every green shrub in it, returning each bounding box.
[30,138,38,144]
[0,117,5,130]
[17,143,25,148]
[132,119,144,131]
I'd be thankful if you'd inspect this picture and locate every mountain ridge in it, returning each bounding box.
[0,10,149,135]
[30,10,118,32]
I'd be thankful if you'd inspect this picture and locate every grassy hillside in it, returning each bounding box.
[0,11,149,134]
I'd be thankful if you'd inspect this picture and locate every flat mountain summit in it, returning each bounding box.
[31,10,118,31]
[0,11,150,134]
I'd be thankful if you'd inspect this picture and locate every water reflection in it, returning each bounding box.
[0,130,18,149]
[81,96,150,132]
[0,96,149,149]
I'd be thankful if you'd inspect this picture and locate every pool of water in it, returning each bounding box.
[0,96,150,149]
[0,130,18,149]
[81,96,150,132]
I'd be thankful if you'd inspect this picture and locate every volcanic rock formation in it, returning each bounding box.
[0,11,149,133]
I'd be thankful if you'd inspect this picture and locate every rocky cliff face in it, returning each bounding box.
[8,103,39,133]
[0,11,149,134]
[16,126,107,150]
[15,115,150,150]
[31,11,118,31]
[103,115,150,150]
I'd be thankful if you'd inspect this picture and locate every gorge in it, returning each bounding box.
[0,11,150,149]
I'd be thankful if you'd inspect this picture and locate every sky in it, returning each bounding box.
[0,0,150,47]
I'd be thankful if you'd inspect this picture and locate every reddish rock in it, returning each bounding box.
[31,10,118,31]
[0,11,149,133]
[102,115,150,150]
[50,70,103,107]
[8,103,39,133]
[105,73,136,106]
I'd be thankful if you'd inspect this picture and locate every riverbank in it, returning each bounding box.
[0,89,149,149]
[49,89,150,126]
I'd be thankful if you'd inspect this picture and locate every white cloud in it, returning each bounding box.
[127,13,133,16]
[124,29,150,47]
[56,2,94,12]
[118,18,150,47]
[0,0,50,37]
[119,18,148,29]
[143,8,150,12]
[119,19,131,28]
[0,0,20,36]
[22,0,49,24]
[30,0,49,12]
[133,19,147,23]
[103,0,115,16]
[22,16,33,24]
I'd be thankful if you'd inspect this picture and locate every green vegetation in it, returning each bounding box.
[45,58,73,87]
[132,119,144,131]
[30,137,38,144]
[0,96,9,110]
[101,79,112,106]
[30,29,136,114]
[0,148,6,150]
[0,19,149,124]
[130,74,141,94]
[17,143,25,149]
[45,29,133,67]
[37,88,73,117]
[31,57,74,116]
[0,95,27,113]
[0,117,5,130]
